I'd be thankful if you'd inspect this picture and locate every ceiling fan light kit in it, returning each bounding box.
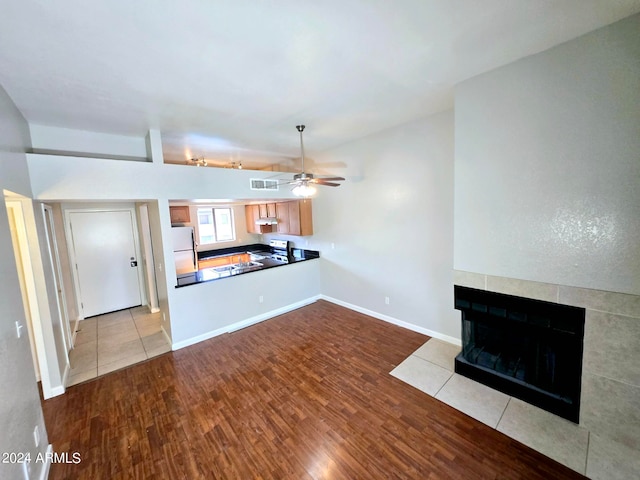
[284,125,345,198]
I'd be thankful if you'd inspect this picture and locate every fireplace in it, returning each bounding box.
[454,285,585,423]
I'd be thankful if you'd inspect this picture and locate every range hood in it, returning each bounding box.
[255,217,278,225]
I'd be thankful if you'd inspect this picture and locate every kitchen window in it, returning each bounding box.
[197,207,235,244]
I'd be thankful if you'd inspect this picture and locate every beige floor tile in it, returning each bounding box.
[98,352,148,376]
[145,343,172,359]
[98,338,145,366]
[497,398,588,474]
[74,326,97,346]
[587,432,640,480]
[142,331,170,352]
[130,306,155,318]
[435,374,509,428]
[68,341,97,375]
[68,368,97,387]
[98,322,139,342]
[412,339,460,372]
[390,355,453,396]
[135,315,162,337]
[96,310,134,329]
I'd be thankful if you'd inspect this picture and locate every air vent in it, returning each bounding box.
[250,179,279,191]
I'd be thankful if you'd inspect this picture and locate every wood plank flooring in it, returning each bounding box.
[42,300,585,479]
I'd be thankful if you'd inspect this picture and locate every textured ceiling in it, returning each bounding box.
[1,0,639,168]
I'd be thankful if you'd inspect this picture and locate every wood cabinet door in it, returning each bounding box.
[267,203,277,217]
[288,201,301,236]
[245,205,259,234]
[276,202,289,234]
[299,199,313,236]
[170,206,190,224]
[258,204,268,218]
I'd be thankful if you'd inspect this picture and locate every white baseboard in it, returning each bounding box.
[318,295,462,346]
[71,317,81,346]
[60,362,70,392]
[38,444,53,480]
[171,296,321,351]
[161,325,172,349]
[50,384,66,397]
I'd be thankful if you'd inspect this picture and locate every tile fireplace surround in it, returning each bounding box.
[392,271,639,479]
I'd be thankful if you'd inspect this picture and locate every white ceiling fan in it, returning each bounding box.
[281,125,345,197]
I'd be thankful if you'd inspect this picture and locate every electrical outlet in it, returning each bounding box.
[259,295,264,303]
[33,426,40,447]
[385,296,390,305]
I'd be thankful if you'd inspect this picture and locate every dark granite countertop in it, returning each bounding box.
[177,244,320,287]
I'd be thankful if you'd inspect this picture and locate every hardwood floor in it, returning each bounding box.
[42,300,585,479]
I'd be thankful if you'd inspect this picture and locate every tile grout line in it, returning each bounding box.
[495,397,511,430]
[584,431,590,476]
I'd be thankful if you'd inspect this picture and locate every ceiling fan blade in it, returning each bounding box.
[313,181,341,187]
[314,176,345,181]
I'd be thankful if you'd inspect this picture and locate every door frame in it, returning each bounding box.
[64,204,147,319]
[42,204,73,350]
[6,200,43,381]
[138,204,160,313]
[5,196,68,398]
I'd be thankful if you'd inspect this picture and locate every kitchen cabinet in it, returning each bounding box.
[245,200,312,236]
[199,253,249,270]
[245,204,273,234]
[258,204,268,218]
[258,203,277,218]
[276,202,289,234]
[267,203,277,217]
[170,206,190,224]
[275,200,313,236]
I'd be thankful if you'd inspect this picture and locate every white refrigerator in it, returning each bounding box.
[172,226,198,276]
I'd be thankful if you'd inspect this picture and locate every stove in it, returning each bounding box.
[269,239,290,263]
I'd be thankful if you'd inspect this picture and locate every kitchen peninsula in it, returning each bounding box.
[176,242,320,287]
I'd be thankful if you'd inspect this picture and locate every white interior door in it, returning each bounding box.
[69,210,142,317]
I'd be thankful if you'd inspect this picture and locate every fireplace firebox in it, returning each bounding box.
[454,285,585,423]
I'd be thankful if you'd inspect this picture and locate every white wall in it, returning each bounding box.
[0,85,51,480]
[25,153,324,345]
[309,111,459,341]
[30,124,148,160]
[454,14,640,295]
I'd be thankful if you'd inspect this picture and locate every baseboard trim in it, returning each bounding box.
[39,444,53,480]
[50,384,66,397]
[318,295,461,346]
[161,325,172,349]
[171,296,321,351]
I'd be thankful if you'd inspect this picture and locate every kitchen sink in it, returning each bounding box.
[212,265,235,273]
[231,261,263,270]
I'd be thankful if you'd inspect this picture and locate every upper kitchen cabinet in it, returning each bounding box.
[170,206,190,225]
[277,200,313,236]
[245,200,312,236]
[245,204,273,234]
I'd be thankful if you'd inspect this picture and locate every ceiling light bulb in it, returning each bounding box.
[292,183,317,197]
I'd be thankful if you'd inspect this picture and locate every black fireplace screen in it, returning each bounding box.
[454,285,585,423]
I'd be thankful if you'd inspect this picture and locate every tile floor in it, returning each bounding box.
[391,338,638,479]
[67,306,171,387]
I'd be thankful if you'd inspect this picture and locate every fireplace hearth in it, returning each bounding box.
[454,285,585,423]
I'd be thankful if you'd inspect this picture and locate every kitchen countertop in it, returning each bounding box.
[176,245,320,287]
